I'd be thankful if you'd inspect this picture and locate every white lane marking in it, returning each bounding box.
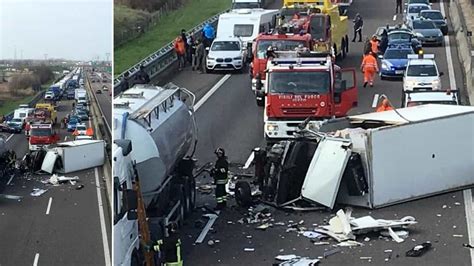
[195,74,232,111]
[6,134,14,142]
[64,136,67,141]
[33,253,39,266]
[95,167,111,266]
[472,50,474,57]
[393,15,397,21]
[45,197,52,215]
[439,1,457,90]
[371,94,379,108]
[463,189,474,265]
[6,175,14,185]
[243,151,255,169]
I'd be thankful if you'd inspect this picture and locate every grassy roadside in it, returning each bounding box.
[114,0,231,75]
[0,79,55,115]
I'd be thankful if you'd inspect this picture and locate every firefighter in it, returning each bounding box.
[153,222,183,266]
[360,52,379,88]
[376,99,394,112]
[211,147,228,210]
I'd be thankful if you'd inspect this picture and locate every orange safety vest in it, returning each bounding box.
[361,54,378,72]
[174,38,186,55]
[370,39,379,54]
[376,103,394,112]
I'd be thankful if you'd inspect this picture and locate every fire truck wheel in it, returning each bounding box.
[235,181,252,207]
[345,35,349,53]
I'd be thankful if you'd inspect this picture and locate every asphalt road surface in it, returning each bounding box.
[0,75,112,266]
[90,72,112,130]
[150,0,474,265]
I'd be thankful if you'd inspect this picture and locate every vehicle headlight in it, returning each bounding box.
[415,32,424,38]
[382,62,390,70]
[266,124,278,132]
[438,32,443,37]
[432,79,440,87]
[405,80,417,87]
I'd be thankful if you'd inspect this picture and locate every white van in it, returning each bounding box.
[13,107,34,123]
[216,9,279,45]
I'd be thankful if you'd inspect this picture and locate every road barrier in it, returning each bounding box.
[449,0,473,104]
[113,10,227,94]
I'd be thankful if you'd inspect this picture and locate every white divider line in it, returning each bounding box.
[195,74,232,111]
[45,197,52,215]
[372,94,379,108]
[33,253,39,266]
[95,167,111,266]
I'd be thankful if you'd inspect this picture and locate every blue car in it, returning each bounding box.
[379,45,415,79]
[67,117,81,132]
[387,29,422,54]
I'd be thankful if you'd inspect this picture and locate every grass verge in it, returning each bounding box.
[0,79,55,115]
[114,0,231,75]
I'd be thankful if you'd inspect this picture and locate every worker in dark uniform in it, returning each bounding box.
[396,0,403,14]
[135,65,150,84]
[153,222,183,266]
[211,147,228,210]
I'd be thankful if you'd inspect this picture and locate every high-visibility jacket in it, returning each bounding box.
[361,54,378,72]
[174,38,186,55]
[376,103,394,112]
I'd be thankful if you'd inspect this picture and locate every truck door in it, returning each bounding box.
[334,68,357,117]
[301,138,352,209]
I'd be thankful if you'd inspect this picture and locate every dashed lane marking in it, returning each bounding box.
[45,197,52,215]
[372,94,379,108]
[33,253,39,266]
[95,167,111,266]
[195,74,232,111]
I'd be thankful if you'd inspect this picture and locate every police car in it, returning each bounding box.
[402,89,459,107]
[403,53,443,91]
[379,44,415,79]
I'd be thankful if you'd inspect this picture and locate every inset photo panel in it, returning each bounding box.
[0,0,112,265]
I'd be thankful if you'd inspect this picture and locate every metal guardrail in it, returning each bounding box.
[113,9,229,94]
[86,74,112,141]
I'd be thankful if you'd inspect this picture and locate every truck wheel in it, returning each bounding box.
[341,39,347,59]
[235,181,252,207]
[183,177,196,217]
[131,251,141,266]
[256,98,264,107]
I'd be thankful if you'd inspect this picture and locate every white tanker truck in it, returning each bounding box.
[113,83,198,265]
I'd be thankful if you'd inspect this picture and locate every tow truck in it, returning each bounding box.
[250,31,313,96]
[280,0,350,59]
[258,52,357,140]
[34,103,58,125]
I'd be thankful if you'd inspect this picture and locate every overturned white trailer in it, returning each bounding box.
[303,104,474,209]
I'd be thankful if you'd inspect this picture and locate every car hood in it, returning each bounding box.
[208,50,242,58]
[413,28,441,36]
[383,58,409,67]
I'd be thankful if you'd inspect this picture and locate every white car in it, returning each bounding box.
[74,123,87,135]
[206,37,246,73]
[44,91,54,100]
[405,3,431,24]
[402,90,459,107]
[403,54,443,91]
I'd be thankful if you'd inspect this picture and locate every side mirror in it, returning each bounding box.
[439,72,444,77]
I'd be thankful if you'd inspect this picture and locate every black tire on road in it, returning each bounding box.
[235,181,253,207]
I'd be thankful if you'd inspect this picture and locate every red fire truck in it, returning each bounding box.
[250,32,313,98]
[257,52,358,140]
[28,123,59,151]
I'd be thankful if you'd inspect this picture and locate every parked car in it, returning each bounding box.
[75,109,89,121]
[408,19,444,46]
[419,10,448,35]
[67,117,81,132]
[0,123,20,133]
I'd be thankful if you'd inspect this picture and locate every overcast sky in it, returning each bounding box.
[0,0,112,61]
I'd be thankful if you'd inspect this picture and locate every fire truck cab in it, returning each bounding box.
[28,123,59,151]
[259,52,357,140]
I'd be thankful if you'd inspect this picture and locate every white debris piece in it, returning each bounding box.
[388,227,404,243]
[244,248,255,252]
[301,231,322,239]
[30,188,48,197]
[336,240,364,247]
[350,215,417,232]
[381,230,409,239]
[48,174,79,185]
[275,255,298,261]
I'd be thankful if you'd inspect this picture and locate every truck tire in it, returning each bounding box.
[345,35,349,53]
[256,98,264,107]
[235,181,252,207]
[131,251,141,266]
[184,177,196,217]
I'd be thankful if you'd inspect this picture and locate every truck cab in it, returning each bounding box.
[260,53,357,140]
[28,123,59,151]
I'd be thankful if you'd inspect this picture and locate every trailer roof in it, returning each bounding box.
[349,104,474,124]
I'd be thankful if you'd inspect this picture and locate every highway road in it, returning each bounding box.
[0,75,111,266]
[90,72,112,130]
[147,0,474,265]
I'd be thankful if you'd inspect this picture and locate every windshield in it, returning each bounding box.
[211,41,241,51]
[406,64,437,76]
[76,125,86,131]
[280,8,307,23]
[409,0,429,4]
[408,100,457,106]
[69,119,79,124]
[269,71,330,94]
[234,25,254,37]
[309,16,326,40]
[412,20,436,29]
[11,118,22,122]
[256,40,307,59]
[388,33,412,41]
[31,128,52,136]
[408,5,429,13]
[421,11,443,20]
[384,49,413,59]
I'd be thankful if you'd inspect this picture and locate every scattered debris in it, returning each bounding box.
[360,257,372,260]
[256,223,271,230]
[388,227,404,243]
[436,214,442,217]
[76,185,84,190]
[301,231,322,239]
[463,243,474,249]
[207,240,215,247]
[406,242,432,257]
[276,255,298,261]
[48,174,79,186]
[384,250,393,253]
[364,237,370,242]
[323,247,341,258]
[381,230,409,239]
[0,194,23,200]
[454,202,461,206]
[198,185,213,194]
[312,242,330,246]
[195,213,218,244]
[453,235,464,238]
[277,257,320,265]
[336,240,364,247]
[30,188,48,197]
[244,248,255,252]
[350,215,417,233]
